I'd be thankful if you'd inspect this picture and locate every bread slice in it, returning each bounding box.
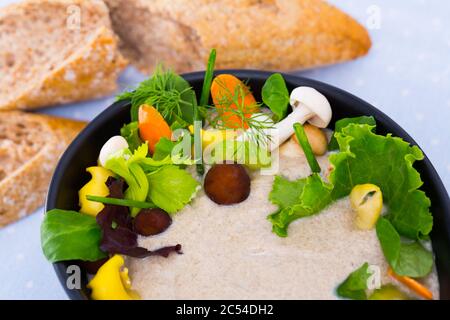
[0,0,127,111]
[0,111,86,227]
[105,0,371,74]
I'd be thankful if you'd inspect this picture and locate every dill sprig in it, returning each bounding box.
[204,78,274,148]
[117,65,194,123]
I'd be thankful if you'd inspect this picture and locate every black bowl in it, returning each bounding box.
[46,70,450,300]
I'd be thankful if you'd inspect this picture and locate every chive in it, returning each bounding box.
[293,123,321,173]
[195,48,216,176]
[86,195,157,209]
[199,48,217,107]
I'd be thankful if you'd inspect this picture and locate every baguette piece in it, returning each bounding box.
[105,0,371,74]
[0,0,127,111]
[0,111,86,227]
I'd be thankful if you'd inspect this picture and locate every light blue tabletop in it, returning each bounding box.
[0,0,449,299]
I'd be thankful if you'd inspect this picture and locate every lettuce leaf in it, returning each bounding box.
[153,137,177,160]
[268,122,433,240]
[336,262,370,300]
[147,165,200,214]
[120,121,142,152]
[329,124,433,239]
[328,116,376,150]
[267,119,434,277]
[268,174,333,237]
[105,144,150,216]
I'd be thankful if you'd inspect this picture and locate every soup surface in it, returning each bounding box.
[129,140,440,299]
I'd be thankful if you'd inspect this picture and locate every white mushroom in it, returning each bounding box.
[98,136,129,167]
[268,86,332,151]
[235,87,332,151]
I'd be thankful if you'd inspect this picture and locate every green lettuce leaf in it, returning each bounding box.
[147,165,200,214]
[105,144,150,216]
[120,121,142,152]
[329,124,433,239]
[336,262,370,300]
[328,116,376,150]
[41,209,106,262]
[269,122,433,240]
[376,218,433,277]
[268,174,333,237]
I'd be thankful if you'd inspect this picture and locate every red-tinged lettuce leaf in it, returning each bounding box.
[97,178,182,259]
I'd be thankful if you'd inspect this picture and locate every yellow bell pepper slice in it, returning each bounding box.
[88,255,139,300]
[79,166,114,216]
[188,125,236,149]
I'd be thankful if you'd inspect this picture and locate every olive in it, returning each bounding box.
[134,208,172,236]
[79,257,109,274]
[204,164,251,205]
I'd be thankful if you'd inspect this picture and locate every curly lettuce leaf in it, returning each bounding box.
[328,116,376,150]
[268,174,333,237]
[336,262,370,300]
[329,124,433,239]
[376,218,433,277]
[268,122,433,241]
[147,165,200,214]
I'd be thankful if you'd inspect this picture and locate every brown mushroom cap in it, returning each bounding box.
[134,208,172,236]
[204,164,251,205]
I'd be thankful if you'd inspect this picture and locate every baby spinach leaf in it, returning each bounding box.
[262,73,290,122]
[328,116,376,150]
[41,209,106,263]
[376,218,433,277]
[147,165,200,214]
[336,262,370,300]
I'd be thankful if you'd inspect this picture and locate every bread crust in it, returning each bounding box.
[0,112,86,227]
[0,0,128,111]
[105,0,371,74]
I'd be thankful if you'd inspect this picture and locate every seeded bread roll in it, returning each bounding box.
[105,0,371,74]
[0,0,128,111]
[0,111,86,227]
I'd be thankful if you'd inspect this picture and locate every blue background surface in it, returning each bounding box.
[0,0,449,299]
